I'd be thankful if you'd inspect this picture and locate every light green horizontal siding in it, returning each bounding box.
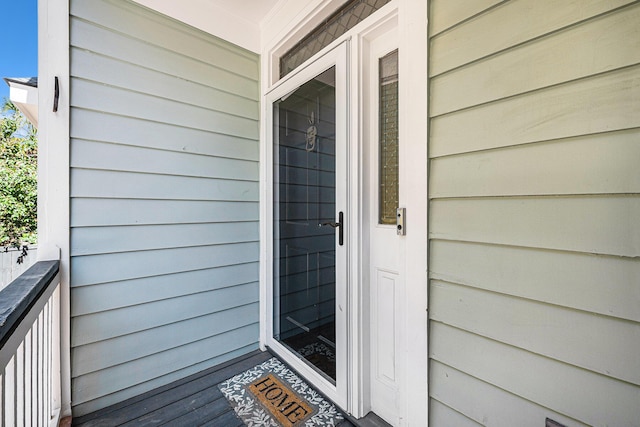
[71,109,258,161]
[428,0,640,425]
[72,303,259,378]
[70,199,259,227]
[70,263,259,316]
[69,0,260,416]
[70,169,259,201]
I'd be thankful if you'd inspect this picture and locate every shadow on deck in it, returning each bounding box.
[72,349,387,426]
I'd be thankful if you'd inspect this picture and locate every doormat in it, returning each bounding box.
[219,357,345,427]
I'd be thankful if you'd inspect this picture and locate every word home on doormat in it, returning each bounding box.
[249,373,314,426]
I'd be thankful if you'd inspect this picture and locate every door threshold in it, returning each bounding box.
[346,411,393,427]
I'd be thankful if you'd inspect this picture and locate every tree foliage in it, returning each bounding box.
[0,99,37,246]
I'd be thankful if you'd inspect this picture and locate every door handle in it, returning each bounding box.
[318,221,340,228]
[318,211,344,246]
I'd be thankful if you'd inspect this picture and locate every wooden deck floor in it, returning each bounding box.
[72,349,361,427]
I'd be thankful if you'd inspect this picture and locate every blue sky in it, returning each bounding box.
[0,1,38,103]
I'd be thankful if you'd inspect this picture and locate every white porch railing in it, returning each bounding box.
[0,261,61,427]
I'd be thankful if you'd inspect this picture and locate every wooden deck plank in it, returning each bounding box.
[161,393,234,425]
[120,388,225,426]
[200,408,245,427]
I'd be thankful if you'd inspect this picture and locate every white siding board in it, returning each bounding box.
[71,242,259,287]
[70,0,258,78]
[71,282,258,346]
[71,48,259,120]
[70,199,258,227]
[72,303,258,376]
[71,139,258,181]
[430,240,640,323]
[71,78,258,139]
[71,222,258,256]
[71,109,258,161]
[431,196,640,257]
[70,17,257,99]
[70,169,258,202]
[431,281,640,385]
[72,343,258,417]
[71,263,258,316]
[430,361,588,427]
[431,65,640,157]
[430,322,640,427]
[430,0,636,76]
[72,323,259,405]
[428,0,504,37]
[430,129,640,197]
[431,4,640,116]
[429,398,482,427]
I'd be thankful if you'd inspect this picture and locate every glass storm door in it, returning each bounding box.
[267,44,348,408]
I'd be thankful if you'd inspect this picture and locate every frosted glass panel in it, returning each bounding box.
[379,50,399,225]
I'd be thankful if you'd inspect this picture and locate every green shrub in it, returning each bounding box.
[0,99,37,246]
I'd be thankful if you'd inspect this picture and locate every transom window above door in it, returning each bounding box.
[279,0,391,78]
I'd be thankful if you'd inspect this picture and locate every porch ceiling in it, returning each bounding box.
[211,0,280,25]
[132,0,280,53]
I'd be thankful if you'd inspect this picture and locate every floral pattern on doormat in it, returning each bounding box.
[219,357,344,427]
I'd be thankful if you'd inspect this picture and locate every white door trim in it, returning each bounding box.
[396,0,429,424]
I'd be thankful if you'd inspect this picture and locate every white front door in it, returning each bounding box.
[361,8,429,424]
[265,43,349,409]
[363,24,404,425]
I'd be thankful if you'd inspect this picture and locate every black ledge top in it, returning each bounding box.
[0,260,59,349]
